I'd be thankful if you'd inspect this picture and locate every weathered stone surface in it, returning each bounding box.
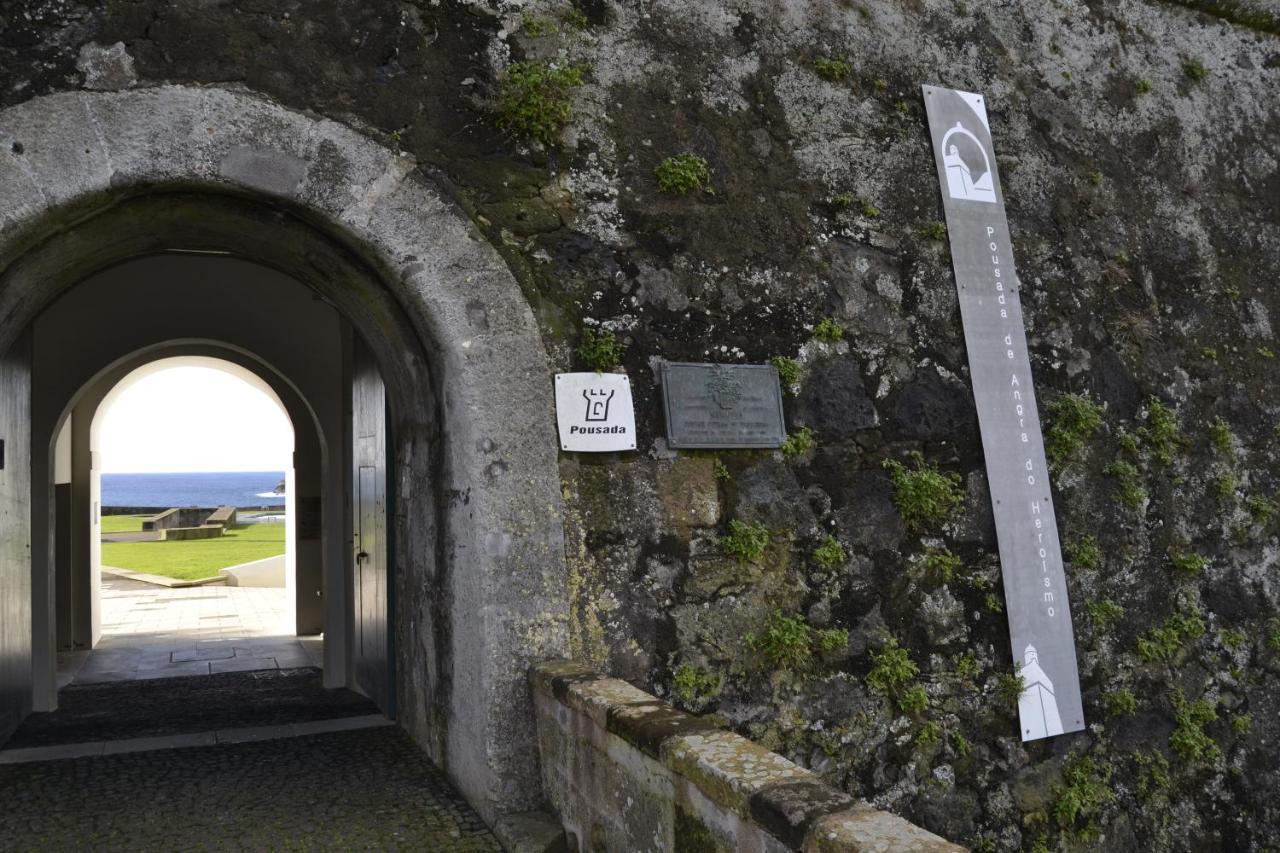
[803,804,964,852]
[75,42,135,91]
[607,701,719,759]
[654,457,720,529]
[750,780,856,849]
[793,355,879,441]
[891,371,975,442]
[664,730,814,816]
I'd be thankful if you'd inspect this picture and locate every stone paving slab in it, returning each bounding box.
[0,727,502,851]
[0,714,393,763]
[4,668,377,749]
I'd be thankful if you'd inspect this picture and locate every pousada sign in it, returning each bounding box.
[923,85,1085,741]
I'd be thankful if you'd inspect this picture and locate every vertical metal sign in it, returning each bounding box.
[923,85,1084,740]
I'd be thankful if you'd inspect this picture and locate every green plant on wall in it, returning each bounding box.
[883,452,963,531]
[1170,689,1220,764]
[812,57,850,81]
[865,637,921,713]
[914,720,941,748]
[811,535,846,569]
[748,611,848,673]
[995,669,1026,709]
[813,317,845,342]
[720,519,770,562]
[750,612,812,670]
[1140,397,1184,464]
[1247,494,1276,523]
[671,663,722,712]
[496,61,586,146]
[1064,535,1101,570]
[1103,689,1138,717]
[1087,598,1124,629]
[1044,393,1103,468]
[919,220,947,241]
[771,355,801,389]
[655,153,711,194]
[1209,416,1233,455]
[921,546,963,586]
[781,426,814,456]
[1052,756,1114,841]
[1137,608,1205,663]
[577,327,624,371]
[954,651,980,681]
[1167,546,1206,576]
[1103,459,1146,509]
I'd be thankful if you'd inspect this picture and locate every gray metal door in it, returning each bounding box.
[352,340,390,713]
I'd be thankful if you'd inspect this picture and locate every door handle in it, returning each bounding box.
[356,551,369,563]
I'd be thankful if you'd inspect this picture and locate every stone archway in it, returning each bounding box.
[0,86,568,822]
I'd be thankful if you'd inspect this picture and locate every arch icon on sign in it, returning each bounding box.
[941,122,997,203]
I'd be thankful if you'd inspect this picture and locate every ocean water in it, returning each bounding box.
[101,471,287,509]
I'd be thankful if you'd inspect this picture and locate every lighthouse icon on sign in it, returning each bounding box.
[941,122,997,204]
[1018,645,1065,740]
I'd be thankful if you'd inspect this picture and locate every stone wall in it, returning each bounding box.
[532,661,960,852]
[3,0,1279,848]
[143,508,216,532]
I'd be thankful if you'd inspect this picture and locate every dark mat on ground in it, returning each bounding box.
[0,727,501,852]
[3,668,379,749]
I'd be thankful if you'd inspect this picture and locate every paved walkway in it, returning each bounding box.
[59,575,317,686]
[0,727,502,851]
[0,669,501,851]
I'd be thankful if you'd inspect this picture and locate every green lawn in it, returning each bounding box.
[100,515,147,534]
[101,523,286,581]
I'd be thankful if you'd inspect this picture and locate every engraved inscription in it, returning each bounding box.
[661,363,786,449]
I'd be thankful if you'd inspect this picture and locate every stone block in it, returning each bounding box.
[654,457,720,529]
[802,805,964,852]
[76,42,137,91]
[663,730,814,817]
[606,701,720,759]
[750,780,856,849]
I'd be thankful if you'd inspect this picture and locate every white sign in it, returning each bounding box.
[555,373,637,452]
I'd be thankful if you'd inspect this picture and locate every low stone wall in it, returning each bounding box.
[143,507,213,532]
[205,506,238,527]
[160,525,224,541]
[531,661,961,853]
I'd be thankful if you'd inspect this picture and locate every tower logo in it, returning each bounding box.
[583,388,615,422]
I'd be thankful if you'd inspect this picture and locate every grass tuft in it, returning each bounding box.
[496,61,585,146]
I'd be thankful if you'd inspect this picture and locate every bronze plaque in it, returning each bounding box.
[660,362,786,449]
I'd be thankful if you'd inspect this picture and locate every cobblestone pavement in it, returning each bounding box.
[0,727,502,851]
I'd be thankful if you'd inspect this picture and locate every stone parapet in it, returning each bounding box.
[530,661,962,853]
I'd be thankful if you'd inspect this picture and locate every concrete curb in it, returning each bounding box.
[0,713,392,764]
[101,566,226,588]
